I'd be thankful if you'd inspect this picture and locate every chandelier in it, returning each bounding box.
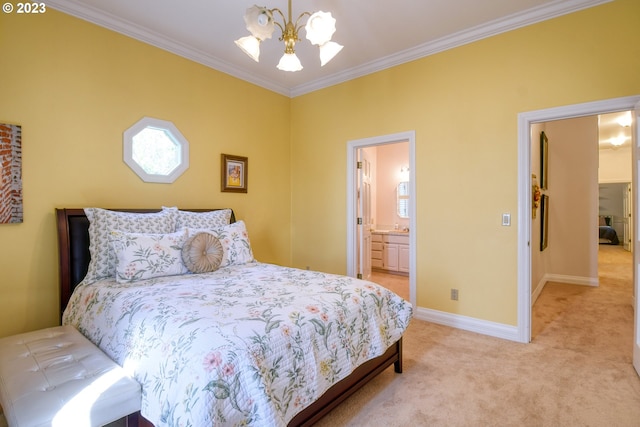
[234,0,343,72]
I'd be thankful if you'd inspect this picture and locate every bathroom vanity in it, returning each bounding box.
[371,231,409,275]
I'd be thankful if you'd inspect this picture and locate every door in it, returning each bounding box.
[357,149,373,281]
[624,183,632,252]
[633,101,640,376]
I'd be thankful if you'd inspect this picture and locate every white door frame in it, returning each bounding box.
[346,131,416,307]
[357,148,373,281]
[633,100,640,376]
[517,95,640,343]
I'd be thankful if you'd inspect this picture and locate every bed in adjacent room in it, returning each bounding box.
[56,207,413,427]
[599,215,619,245]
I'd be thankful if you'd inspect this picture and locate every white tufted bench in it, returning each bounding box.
[0,325,141,427]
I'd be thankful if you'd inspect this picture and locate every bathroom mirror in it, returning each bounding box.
[397,181,409,218]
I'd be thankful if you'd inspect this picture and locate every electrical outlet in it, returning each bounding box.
[451,289,459,301]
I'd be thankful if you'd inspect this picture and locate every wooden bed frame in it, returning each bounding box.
[55,208,403,427]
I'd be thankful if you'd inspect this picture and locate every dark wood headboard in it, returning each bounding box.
[55,208,235,319]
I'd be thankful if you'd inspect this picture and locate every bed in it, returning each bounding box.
[55,207,412,427]
[598,215,619,245]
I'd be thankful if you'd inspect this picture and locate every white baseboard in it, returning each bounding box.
[531,274,598,306]
[544,273,598,287]
[532,276,547,305]
[411,272,599,343]
[413,306,520,342]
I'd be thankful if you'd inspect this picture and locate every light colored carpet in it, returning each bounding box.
[314,245,640,426]
[370,271,410,301]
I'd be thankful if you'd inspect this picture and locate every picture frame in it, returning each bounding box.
[540,194,549,251]
[221,154,248,193]
[540,131,549,190]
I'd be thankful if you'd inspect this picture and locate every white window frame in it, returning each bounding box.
[123,117,190,183]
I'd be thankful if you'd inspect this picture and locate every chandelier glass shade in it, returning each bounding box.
[234,1,343,72]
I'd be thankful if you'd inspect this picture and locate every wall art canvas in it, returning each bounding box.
[0,123,22,223]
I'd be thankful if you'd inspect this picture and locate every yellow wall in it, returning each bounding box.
[290,0,640,325]
[1,0,639,338]
[0,10,292,337]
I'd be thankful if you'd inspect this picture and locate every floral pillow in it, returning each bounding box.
[187,220,254,267]
[83,208,178,284]
[162,207,232,230]
[109,229,189,283]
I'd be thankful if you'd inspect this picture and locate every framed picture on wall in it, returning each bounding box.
[540,194,549,251]
[0,123,23,224]
[221,154,248,193]
[540,131,549,190]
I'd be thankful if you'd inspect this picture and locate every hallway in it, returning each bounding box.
[532,245,633,361]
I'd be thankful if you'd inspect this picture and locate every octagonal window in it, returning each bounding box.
[123,117,189,183]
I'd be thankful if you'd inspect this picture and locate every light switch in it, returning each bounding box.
[502,213,511,226]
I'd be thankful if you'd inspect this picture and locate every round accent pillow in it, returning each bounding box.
[182,232,224,274]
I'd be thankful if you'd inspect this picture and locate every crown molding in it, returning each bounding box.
[45,0,611,98]
[44,0,292,96]
[290,0,612,97]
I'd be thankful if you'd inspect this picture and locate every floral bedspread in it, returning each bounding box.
[62,262,413,427]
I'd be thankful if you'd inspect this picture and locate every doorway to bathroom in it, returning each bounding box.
[346,131,416,307]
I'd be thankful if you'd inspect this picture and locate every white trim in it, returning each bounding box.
[531,277,547,305]
[414,307,520,342]
[292,0,611,97]
[544,274,598,287]
[633,99,640,376]
[45,0,611,98]
[44,0,292,96]
[346,131,416,307]
[599,178,633,184]
[532,274,599,306]
[518,95,640,344]
[123,116,190,184]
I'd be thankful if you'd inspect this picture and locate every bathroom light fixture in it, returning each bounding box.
[234,0,343,72]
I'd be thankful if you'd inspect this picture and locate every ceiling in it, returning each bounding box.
[45,0,609,97]
[599,111,633,151]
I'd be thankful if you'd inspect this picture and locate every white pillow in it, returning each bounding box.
[187,220,254,267]
[162,207,232,229]
[83,208,178,284]
[110,229,189,283]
